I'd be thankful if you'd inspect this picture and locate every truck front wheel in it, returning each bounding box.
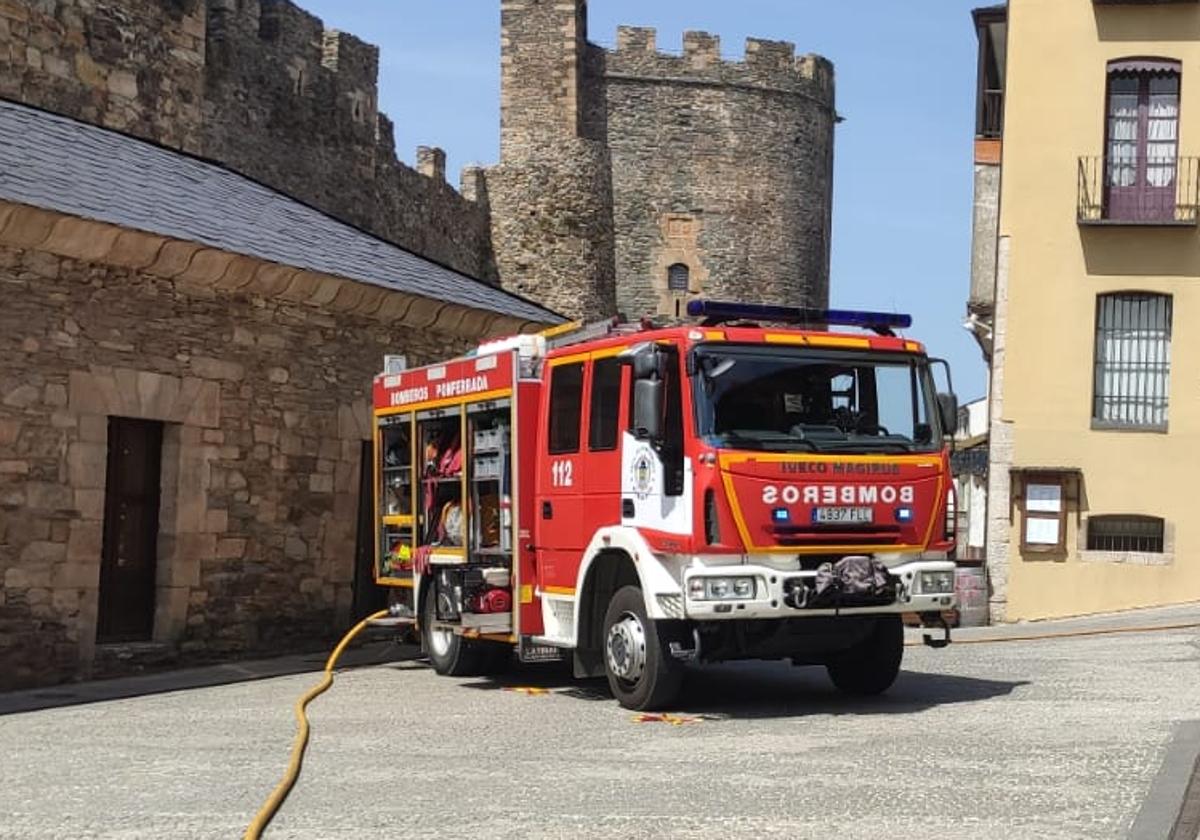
[602,585,684,711]
[825,615,904,696]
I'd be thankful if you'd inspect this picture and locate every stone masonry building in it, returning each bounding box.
[1,0,836,320]
[0,100,557,689]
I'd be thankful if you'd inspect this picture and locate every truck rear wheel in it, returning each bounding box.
[825,615,903,696]
[602,585,683,711]
[422,585,509,677]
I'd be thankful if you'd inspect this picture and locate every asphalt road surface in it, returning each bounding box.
[1,606,1198,840]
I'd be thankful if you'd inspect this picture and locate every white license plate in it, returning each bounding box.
[813,506,874,524]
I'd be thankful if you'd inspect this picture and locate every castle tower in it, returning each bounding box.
[488,2,836,322]
[603,30,836,319]
[487,0,617,319]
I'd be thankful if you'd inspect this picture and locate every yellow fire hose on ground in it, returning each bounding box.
[243,609,390,840]
[244,609,1200,838]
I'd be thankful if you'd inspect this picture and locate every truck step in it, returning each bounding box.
[367,616,417,628]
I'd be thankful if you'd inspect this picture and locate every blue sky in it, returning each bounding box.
[302,1,989,401]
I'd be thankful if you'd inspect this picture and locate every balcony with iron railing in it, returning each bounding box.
[1077,155,1200,226]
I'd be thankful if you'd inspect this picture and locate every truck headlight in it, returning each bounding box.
[919,571,955,595]
[689,576,757,601]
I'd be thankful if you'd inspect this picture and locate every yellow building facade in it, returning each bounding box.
[984,0,1200,621]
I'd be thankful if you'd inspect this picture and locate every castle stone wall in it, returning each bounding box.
[0,0,498,283]
[2,0,836,319]
[0,0,207,153]
[602,29,836,319]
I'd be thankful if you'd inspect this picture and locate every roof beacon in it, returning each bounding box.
[686,300,913,336]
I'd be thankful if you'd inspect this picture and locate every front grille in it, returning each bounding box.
[772,529,901,547]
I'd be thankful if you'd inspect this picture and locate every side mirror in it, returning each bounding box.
[937,393,959,437]
[633,379,663,441]
[629,344,662,381]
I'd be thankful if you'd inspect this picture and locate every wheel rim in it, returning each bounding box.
[605,611,647,684]
[427,597,453,659]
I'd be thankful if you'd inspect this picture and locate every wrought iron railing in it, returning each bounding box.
[977,89,1003,139]
[1077,155,1200,225]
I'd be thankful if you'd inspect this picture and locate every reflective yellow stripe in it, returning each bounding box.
[375,388,513,416]
[805,336,871,348]
[590,346,628,360]
[764,334,807,345]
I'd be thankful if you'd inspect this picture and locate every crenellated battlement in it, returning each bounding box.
[321,30,379,85]
[201,0,465,188]
[207,0,378,104]
[195,0,494,278]
[605,27,834,101]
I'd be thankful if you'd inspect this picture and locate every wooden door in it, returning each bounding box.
[97,418,163,643]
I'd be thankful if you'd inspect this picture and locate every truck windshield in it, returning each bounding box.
[691,345,942,453]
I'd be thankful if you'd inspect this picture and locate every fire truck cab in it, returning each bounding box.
[371,301,960,710]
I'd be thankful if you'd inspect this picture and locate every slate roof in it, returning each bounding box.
[0,99,562,325]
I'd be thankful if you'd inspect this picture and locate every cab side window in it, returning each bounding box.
[661,346,685,496]
[548,362,584,454]
[588,358,622,452]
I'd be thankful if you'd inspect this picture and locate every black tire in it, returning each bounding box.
[602,585,684,711]
[422,584,511,677]
[826,615,904,696]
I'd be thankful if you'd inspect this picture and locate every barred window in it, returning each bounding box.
[667,263,690,292]
[1093,293,1172,428]
[1087,515,1165,553]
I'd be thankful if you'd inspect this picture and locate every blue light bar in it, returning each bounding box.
[686,300,912,335]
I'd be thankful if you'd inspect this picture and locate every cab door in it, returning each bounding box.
[582,354,627,536]
[535,359,587,593]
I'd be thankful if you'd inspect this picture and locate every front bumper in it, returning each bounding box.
[681,558,957,620]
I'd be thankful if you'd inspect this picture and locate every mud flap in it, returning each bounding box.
[920,611,952,649]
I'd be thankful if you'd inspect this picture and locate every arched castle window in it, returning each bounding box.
[667,263,690,292]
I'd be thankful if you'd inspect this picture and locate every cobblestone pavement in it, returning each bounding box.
[1,605,1198,840]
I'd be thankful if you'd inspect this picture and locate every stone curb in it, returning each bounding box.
[1129,721,1200,840]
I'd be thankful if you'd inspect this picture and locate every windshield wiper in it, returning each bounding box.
[717,432,820,452]
[821,439,916,453]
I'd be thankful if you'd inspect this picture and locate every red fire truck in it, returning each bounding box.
[371,301,960,710]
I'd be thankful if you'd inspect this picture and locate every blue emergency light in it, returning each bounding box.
[686,300,913,336]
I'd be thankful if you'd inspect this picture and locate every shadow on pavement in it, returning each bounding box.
[673,662,1028,718]
[4,645,1027,720]
[0,639,422,717]
[456,659,1029,718]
